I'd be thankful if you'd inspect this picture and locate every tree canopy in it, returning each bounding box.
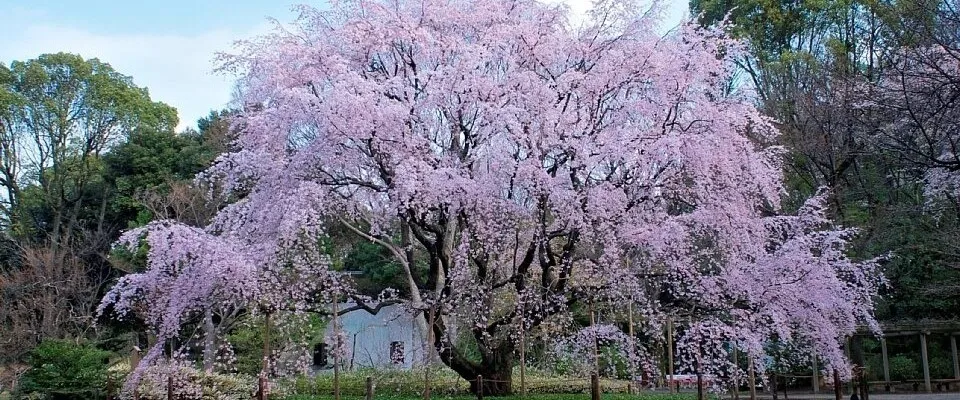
[99,0,883,395]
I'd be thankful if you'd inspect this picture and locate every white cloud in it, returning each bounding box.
[0,23,266,131]
[549,0,689,30]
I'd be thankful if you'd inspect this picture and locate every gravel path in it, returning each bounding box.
[751,393,960,400]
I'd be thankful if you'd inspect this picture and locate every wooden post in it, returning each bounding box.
[697,369,704,400]
[696,342,705,400]
[732,345,740,400]
[424,305,435,400]
[833,369,842,400]
[881,338,891,386]
[860,366,870,400]
[131,345,141,371]
[951,334,959,380]
[167,375,174,400]
[812,356,819,393]
[365,376,374,400]
[781,374,789,400]
[920,332,932,393]
[667,317,675,394]
[476,375,484,400]
[844,338,852,395]
[590,303,599,375]
[520,300,526,398]
[748,358,757,400]
[332,302,341,400]
[627,299,636,393]
[257,376,266,400]
[590,373,600,400]
[261,310,272,400]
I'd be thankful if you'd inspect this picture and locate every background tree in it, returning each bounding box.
[0,53,235,366]
[689,0,960,321]
[0,53,179,362]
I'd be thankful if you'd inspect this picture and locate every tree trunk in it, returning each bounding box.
[469,360,513,396]
[202,308,216,372]
[439,339,514,396]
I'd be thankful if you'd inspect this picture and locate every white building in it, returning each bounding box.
[316,303,435,370]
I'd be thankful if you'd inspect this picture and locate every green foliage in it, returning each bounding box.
[690,0,848,60]
[286,369,687,398]
[17,340,113,400]
[227,314,327,375]
[7,52,178,134]
[227,315,281,376]
[690,0,960,322]
[1,52,179,240]
[104,127,221,227]
[343,241,427,296]
[888,355,918,381]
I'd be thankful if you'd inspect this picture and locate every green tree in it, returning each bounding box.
[104,125,224,228]
[0,53,177,363]
[0,52,176,241]
[689,0,960,322]
[17,340,112,400]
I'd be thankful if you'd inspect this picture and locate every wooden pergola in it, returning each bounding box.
[854,320,960,393]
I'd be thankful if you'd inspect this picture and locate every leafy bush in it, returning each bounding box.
[929,357,952,379]
[287,367,648,397]
[888,355,919,381]
[133,361,258,400]
[17,340,112,400]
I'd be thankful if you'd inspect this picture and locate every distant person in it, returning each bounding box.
[850,394,859,400]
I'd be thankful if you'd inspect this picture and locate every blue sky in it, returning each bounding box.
[1,1,689,131]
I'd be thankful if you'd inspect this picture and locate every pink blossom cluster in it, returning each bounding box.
[101,0,884,388]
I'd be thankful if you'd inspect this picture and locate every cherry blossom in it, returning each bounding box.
[102,0,883,395]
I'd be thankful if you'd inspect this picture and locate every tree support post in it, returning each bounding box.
[920,332,932,393]
[332,303,341,400]
[627,299,636,394]
[520,300,527,398]
[749,358,757,400]
[881,337,891,392]
[424,304,435,400]
[590,373,600,400]
[833,369,842,400]
[951,334,959,381]
[667,317,675,394]
[732,346,740,400]
[812,356,819,393]
[476,375,484,400]
[365,376,374,400]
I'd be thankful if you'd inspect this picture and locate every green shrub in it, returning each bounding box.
[929,357,952,379]
[17,340,112,400]
[286,368,662,397]
[888,355,919,381]
[131,361,259,400]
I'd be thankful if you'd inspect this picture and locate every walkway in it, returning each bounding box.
[754,394,959,400]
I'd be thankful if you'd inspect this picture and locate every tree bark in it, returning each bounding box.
[435,333,514,396]
[469,351,513,396]
[203,308,216,372]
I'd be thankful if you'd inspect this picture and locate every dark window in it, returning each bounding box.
[313,343,328,367]
[389,341,404,365]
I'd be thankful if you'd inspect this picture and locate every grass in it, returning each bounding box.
[282,369,702,400]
